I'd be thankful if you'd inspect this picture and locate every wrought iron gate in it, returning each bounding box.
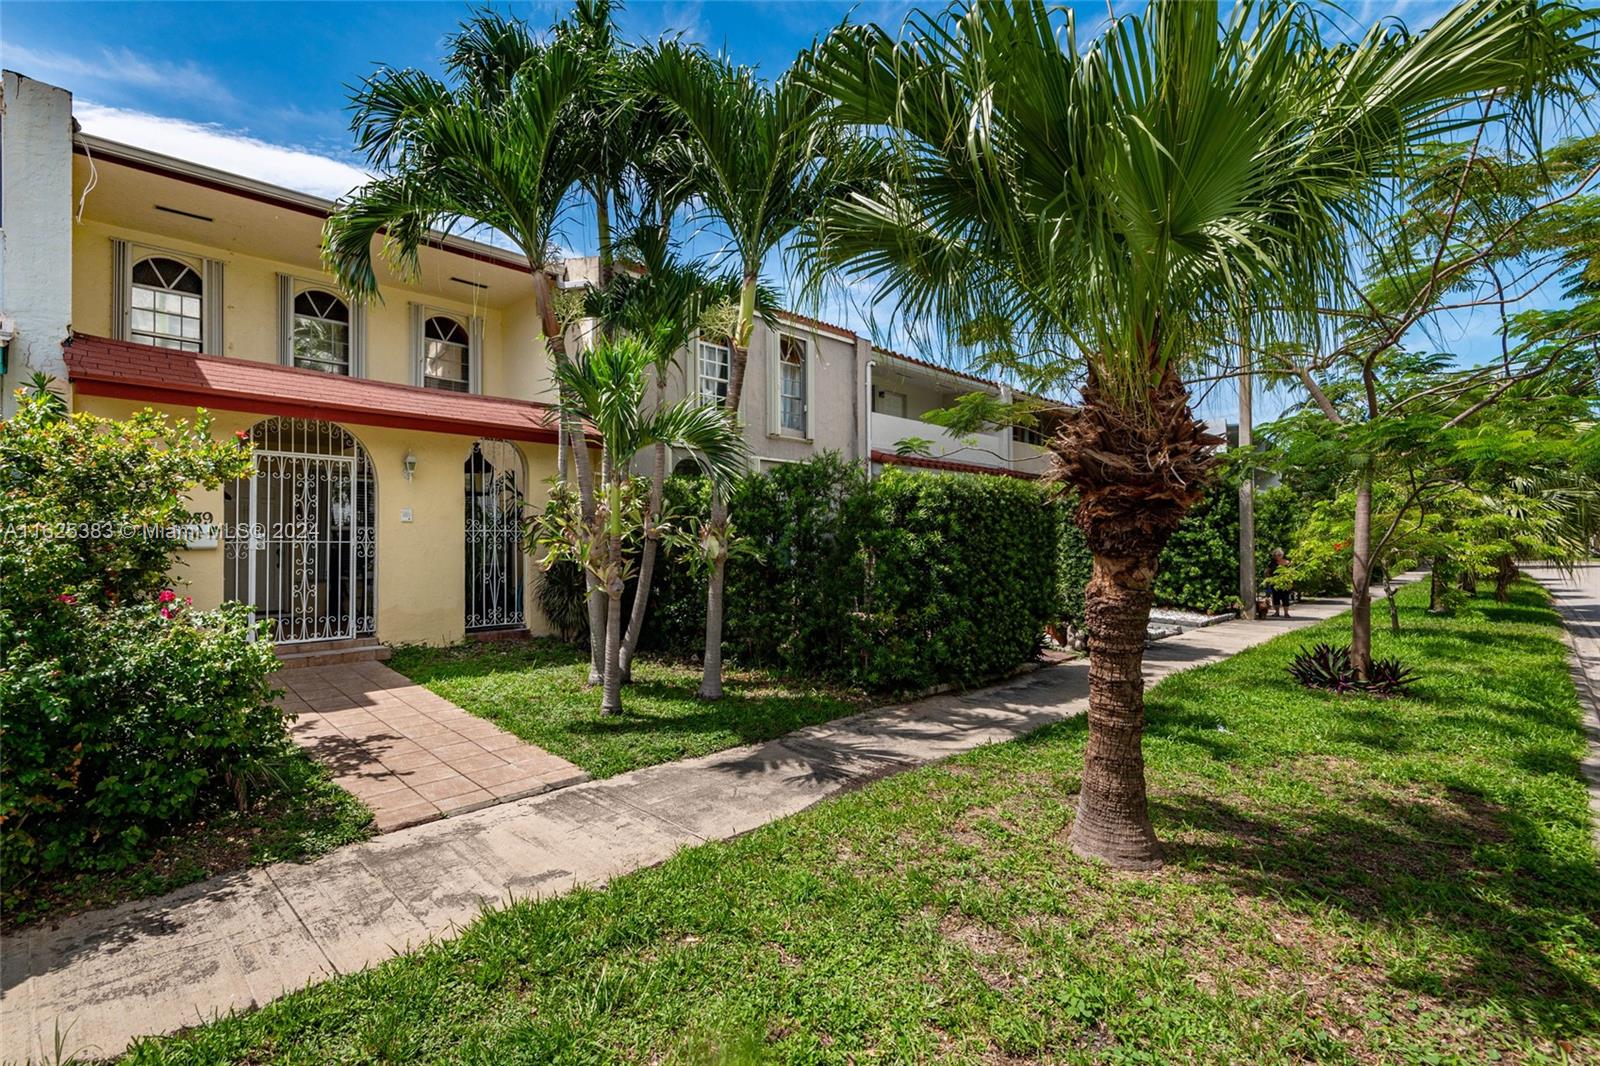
[224,418,375,643]
[465,439,526,630]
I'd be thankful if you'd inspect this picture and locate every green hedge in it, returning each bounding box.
[636,456,1060,691]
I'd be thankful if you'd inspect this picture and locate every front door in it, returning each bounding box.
[465,439,525,631]
[225,418,375,643]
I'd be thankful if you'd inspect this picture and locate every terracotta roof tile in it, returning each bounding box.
[870,449,1039,480]
[64,333,581,444]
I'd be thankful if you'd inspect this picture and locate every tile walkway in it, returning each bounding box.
[279,662,588,832]
[2,584,1420,1062]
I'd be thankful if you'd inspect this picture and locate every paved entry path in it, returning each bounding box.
[1,588,1411,1063]
[280,663,587,832]
[1524,562,1600,850]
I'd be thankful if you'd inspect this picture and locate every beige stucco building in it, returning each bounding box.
[1,70,1054,657]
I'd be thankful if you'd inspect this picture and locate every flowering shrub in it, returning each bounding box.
[1,390,284,880]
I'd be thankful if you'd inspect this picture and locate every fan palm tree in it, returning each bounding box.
[551,336,749,713]
[323,11,617,669]
[802,0,1595,869]
[638,42,866,699]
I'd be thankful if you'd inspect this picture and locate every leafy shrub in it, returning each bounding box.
[1287,642,1417,696]
[3,599,285,876]
[0,391,285,881]
[639,457,1060,690]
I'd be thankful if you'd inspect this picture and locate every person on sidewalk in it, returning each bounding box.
[1265,548,1293,618]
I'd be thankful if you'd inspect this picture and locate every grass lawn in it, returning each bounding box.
[3,747,372,932]
[122,582,1599,1064]
[386,640,873,779]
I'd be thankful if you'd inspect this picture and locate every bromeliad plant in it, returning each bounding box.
[543,336,749,715]
[1288,642,1418,696]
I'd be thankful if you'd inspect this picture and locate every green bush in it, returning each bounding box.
[638,458,1060,690]
[0,391,286,881]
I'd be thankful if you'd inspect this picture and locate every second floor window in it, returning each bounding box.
[697,339,730,405]
[130,256,203,351]
[425,315,471,392]
[292,289,351,375]
[778,335,807,433]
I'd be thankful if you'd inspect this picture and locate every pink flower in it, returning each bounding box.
[57,593,77,605]
[160,606,175,619]
[158,589,177,604]
[184,596,193,606]
[234,430,248,440]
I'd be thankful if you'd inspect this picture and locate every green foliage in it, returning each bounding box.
[641,457,1060,691]
[0,394,287,882]
[124,583,1600,1064]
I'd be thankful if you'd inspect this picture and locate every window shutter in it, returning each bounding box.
[350,301,367,378]
[804,341,815,439]
[202,259,225,355]
[276,274,294,365]
[111,239,131,341]
[469,315,484,395]
[408,303,424,387]
[765,329,781,436]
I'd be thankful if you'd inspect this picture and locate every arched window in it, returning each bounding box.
[424,315,470,392]
[130,256,203,351]
[292,289,351,375]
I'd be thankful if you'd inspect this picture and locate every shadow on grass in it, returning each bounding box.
[1153,788,1600,1033]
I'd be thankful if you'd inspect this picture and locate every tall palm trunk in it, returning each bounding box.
[698,274,757,701]
[619,372,668,683]
[1494,555,1517,601]
[1350,471,1374,680]
[534,269,606,681]
[600,452,625,715]
[1059,369,1218,871]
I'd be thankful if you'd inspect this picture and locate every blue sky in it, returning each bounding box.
[0,0,1536,421]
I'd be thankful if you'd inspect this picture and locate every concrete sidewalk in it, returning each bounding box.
[1524,563,1600,850]
[0,588,1396,1063]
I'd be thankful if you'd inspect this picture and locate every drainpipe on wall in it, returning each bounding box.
[863,358,876,479]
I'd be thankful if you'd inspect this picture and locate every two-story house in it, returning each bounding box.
[1,70,1055,659]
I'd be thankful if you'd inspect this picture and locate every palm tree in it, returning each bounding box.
[323,11,616,670]
[551,336,749,713]
[802,0,1595,869]
[585,233,779,680]
[639,42,865,699]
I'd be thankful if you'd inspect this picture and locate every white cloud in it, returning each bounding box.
[4,41,237,107]
[74,102,370,201]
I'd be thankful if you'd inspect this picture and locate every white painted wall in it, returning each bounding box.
[1,71,75,415]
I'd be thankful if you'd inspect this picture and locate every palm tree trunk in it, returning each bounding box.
[1057,369,1219,872]
[619,408,667,683]
[1494,555,1517,601]
[533,268,606,682]
[698,274,757,701]
[601,463,625,716]
[1070,549,1162,870]
[1350,472,1374,681]
[1429,560,1449,612]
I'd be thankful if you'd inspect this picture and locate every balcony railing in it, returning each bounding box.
[870,410,1016,471]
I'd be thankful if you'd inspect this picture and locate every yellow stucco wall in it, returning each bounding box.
[70,219,534,395]
[72,394,562,646]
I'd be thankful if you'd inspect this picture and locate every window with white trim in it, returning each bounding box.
[130,256,203,351]
[292,289,351,375]
[697,339,730,405]
[1012,423,1046,447]
[778,334,807,433]
[424,315,471,392]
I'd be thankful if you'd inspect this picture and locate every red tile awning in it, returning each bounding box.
[65,333,581,444]
[871,448,1039,480]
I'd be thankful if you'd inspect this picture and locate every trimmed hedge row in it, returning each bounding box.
[625,457,1307,688]
[637,456,1060,691]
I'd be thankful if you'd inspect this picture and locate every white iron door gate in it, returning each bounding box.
[465,439,526,630]
[225,418,375,643]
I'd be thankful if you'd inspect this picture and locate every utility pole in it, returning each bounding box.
[1238,349,1256,615]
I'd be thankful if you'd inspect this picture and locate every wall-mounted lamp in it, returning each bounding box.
[402,451,418,481]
